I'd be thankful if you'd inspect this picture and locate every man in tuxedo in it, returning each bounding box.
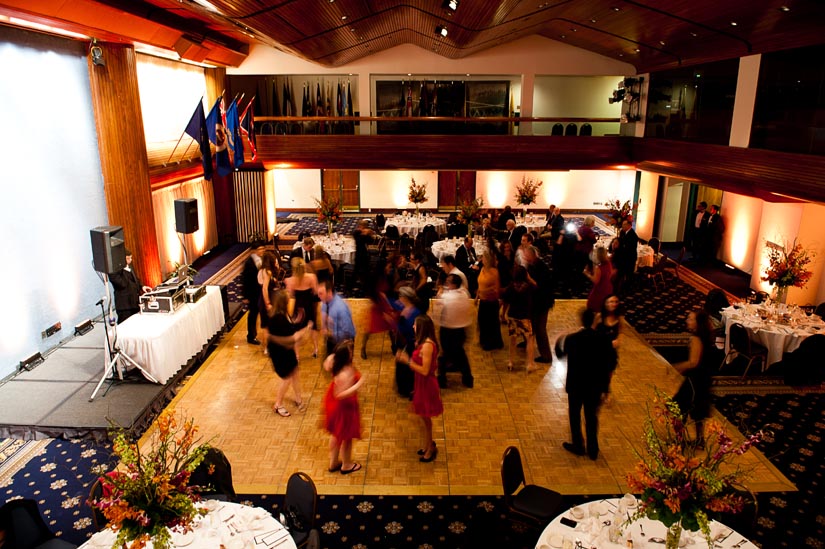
[475,217,494,241]
[501,219,527,252]
[691,201,710,262]
[109,249,152,324]
[555,308,616,460]
[455,236,479,296]
[498,205,516,229]
[291,236,315,263]
[548,206,566,244]
[242,241,266,344]
[523,245,554,363]
[615,218,638,293]
[707,204,725,265]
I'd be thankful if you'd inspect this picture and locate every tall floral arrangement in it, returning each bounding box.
[626,390,761,549]
[408,177,428,215]
[514,175,542,207]
[88,411,210,549]
[315,196,343,235]
[761,239,814,290]
[604,198,638,230]
[457,197,485,236]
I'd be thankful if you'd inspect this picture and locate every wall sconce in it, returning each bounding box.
[19,352,44,372]
[90,39,105,66]
[436,25,448,37]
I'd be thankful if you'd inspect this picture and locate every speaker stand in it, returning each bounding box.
[89,274,159,402]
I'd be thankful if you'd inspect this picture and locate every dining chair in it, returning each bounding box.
[663,246,685,279]
[283,472,318,548]
[638,254,667,290]
[815,301,825,319]
[0,498,78,548]
[565,123,578,136]
[500,446,562,526]
[551,123,564,136]
[189,446,236,501]
[579,123,592,136]
[722,323,768,378]
[88,479,107,531]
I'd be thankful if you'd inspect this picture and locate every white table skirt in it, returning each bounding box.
[117,285,225,384]
[386,216,446,237]
[293,235,356,264]
[536,497,756,548]
[80,499,296,549]
[431,238,488,262]
[721,307,824,366]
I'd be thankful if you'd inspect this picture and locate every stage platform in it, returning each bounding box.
[0,317,222,441]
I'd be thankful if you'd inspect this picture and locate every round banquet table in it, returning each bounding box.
[79,500,297,549]
[720,305,825,366]
[536,497,756,549]
[636,245,655,268]
[385,214,446,237]
[430,237,488,262]
[517,214,547,233]
[293,234,356,264]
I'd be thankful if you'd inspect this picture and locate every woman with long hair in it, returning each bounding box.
[266,289,313,417]
[476,249,503,351]
[285,257,319,358]
[595,294,622,402]
[584,246,614,312]
[310,244,334,287]
[501,265,536,372]
[395,315,442,462]
[257,251,280,356]
[673,310,716,445]
[497,239,516,291]
[322,340,364,474]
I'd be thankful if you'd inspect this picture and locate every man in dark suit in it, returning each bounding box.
[291,236,315,263]
[555,308,616,460]
[109,249,151,324]
[500,219,527,252]
[475,217,495,241]
[615,218,638,293]
[455,236,479,296]
[707,204,725,265]
[241,241,266,345]
[498,205,516,229]
[691,201,710,262]
[523,245,554,363]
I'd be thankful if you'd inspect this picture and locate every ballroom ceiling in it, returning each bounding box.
[2,0,824,70]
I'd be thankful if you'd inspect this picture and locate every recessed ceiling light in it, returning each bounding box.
[618,53,624,57]
[779,6,790,12]
[560,34,566,39]
[341,15,347,20]
[444,0,459,11]
[634,48,640,53]
[436,25,448,37]
[659,40,666,46]
[730,21,737,26]
[571,28,577,32]
[690,32,698,37]
[612,7,621,12]
[350,28,355,32]
[590,18,597,23]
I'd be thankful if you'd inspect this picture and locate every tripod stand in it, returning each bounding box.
[89,272,158,402]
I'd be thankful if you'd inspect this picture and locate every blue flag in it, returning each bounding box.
[226,99,244,168]
[206,98,232,177]
[184,99,213,180]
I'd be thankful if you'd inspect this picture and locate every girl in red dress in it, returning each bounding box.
[396,315,442,462]
[323,340,364,474]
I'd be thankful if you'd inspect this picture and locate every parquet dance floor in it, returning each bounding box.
[157,300,793,496]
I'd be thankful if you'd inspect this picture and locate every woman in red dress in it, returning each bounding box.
[323,340,364,474]
[396,315,442,462]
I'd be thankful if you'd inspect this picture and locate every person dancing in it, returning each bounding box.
[396,315,442,462]
[322,340,364,475]
[673,310,716,446]
[258,251,280,356]
[285,257,319,359]
[266,289,313,417]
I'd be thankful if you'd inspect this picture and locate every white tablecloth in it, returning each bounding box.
[536,497,756,548]
[117,285,225,384]
[80,500,296,549]
[386,215,446,237]
[293,234,356,264]
[636,245,654,268]
[431,238,489,262]
[517,214,547,233]
[721,306,825,366]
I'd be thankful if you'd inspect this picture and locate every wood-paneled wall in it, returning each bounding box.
[87,42,161,286]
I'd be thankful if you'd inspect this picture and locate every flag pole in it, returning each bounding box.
[165,95,204,166]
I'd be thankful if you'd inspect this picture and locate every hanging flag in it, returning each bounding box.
[337,82,343,117]
[282,81,290,117]
[406,84,413,117]
[226,99,245,168]
[183,99,213,180]
[272,79,281,117]
[346,81,353,118]
[206,98,232,176]
[240,97,257,162]
[418,82,427,117]
[399,82,405,116]
[431,82,438,116]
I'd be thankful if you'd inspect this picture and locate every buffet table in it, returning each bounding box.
[79,500,296,549]
[293,234,356,264]
[536,497,756,548]
[720,305,825,366]
[117,285,225,384]
[385,214,446,237]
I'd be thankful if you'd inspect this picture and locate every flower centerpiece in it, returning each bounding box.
[89,411,210,549]
[761,239,814,304]
[604,198,638,234]
[514,175,542,217]
[457,197,485,237]
[626,390,762,549]
[408,177,428,217]
[315,196,343,236]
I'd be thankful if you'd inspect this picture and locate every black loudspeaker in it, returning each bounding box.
[90,225,126,274]
[175,198,199,234]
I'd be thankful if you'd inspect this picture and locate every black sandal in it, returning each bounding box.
[340,462,362,475]
[417,441,436,455]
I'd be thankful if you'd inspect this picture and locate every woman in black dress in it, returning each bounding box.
[257,251,280,355]
[267,289,313,417]
[673,310,716,446]
[595,294,621,401]
[285,257,319,358]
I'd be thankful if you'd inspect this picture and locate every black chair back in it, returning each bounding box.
[579,123,592,136]
[551,123,564,136]
[728,323,751,353]
[500,446,526,499]
[297,230,312,242]
[384,225,400,241]
[565,122,578,136]
[88,479,107,531]
[284,472,317,547]
[753,291,769,304]
[375,213,386,231]
[0,499,60,549]
[647,237,660,254]
[815,302,825,319]
[705,288,730,319]
[190,447,236,501]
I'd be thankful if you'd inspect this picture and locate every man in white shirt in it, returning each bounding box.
[439,255,468,290]
[437,274,474,388]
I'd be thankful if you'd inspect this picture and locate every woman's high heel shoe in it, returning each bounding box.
[417,441,436,455]
[419,446,438,463]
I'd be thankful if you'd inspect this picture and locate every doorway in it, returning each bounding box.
[321,170,360,210]
[437,171,477,211]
